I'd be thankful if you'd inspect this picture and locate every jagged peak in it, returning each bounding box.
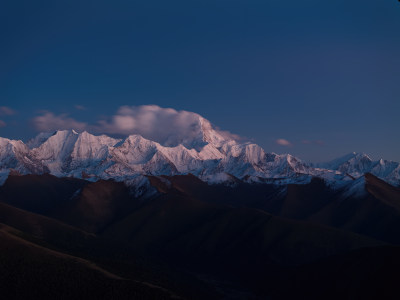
[123,134,156,145]
[45,129,79,142]
[51,129,78,135]
[0,137,27,151]
[198,116,239,149]
[318,152,372,169]
[351,152,371,159]
[75,131,121,143]
[0,129,399,187]
[27,132,53,149]
[0,136,11,143]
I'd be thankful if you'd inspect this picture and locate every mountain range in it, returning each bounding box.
[1,114,399,189]
[1,114,400,299]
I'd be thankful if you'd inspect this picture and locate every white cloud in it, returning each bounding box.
[31,105,242,148]
[214,128,242,142]
[94,105,210,146]
[276,138,292,147]
[0,120,6,128]
[0,106,16,116]
[32,112,87,132]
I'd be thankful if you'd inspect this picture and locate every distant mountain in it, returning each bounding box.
[1,116,399,188]
[317,152,400,185]
[1,126,313,184]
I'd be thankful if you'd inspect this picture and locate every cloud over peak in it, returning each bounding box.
[32,105,241,148]
[33,112,87,132]
[95,105,206,147]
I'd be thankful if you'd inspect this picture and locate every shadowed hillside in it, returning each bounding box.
[54,179,140,233]
[155,174,400,244]
[274,245,400,300]
[1,174,400,299]
[0,174,87,214]
[102,175,387,297]
[0,224,177,300]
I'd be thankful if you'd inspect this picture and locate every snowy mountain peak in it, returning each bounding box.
[316,152,400,186]
[198,116,230,147]
[0,128,399,187]
[27,132,53,149]
[318,152,370,170]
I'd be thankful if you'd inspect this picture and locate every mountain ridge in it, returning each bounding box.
[0,126,399,188]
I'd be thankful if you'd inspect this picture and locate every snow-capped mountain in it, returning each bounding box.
[0,136,46,174]
[0,115,399,188]
[29,130,121,177]
[317,152,400,186]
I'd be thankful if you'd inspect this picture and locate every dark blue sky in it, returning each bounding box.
[1,0,399,162]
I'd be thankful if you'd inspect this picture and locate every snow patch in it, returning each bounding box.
[201,172,240,186]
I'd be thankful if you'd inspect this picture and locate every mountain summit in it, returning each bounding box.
[0,113,399,187]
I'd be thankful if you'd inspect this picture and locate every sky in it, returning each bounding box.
[1,0,399,162]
